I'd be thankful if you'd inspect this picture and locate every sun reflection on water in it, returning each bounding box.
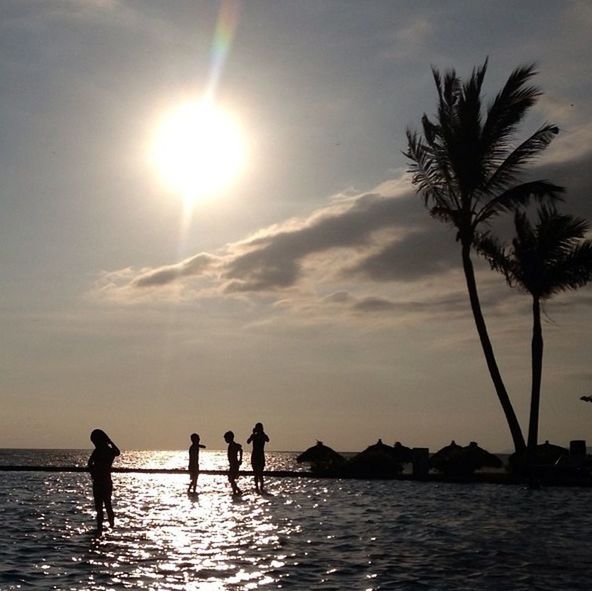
[80,471,296,589]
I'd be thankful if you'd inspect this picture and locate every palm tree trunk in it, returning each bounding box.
[527,296,543,454]
[461,242,526,452]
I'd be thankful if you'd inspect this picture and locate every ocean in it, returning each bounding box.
[1,450,591,590]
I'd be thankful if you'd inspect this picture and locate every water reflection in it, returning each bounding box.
[1,456,592,589]
[82,473,291,589]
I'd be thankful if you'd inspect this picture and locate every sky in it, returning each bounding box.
[1,0,591,452]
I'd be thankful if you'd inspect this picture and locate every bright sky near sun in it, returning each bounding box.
[151,100,246,204]
[1,1,591,452]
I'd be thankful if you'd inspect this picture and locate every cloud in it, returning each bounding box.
[131,253,218,288]
[352,296,399,313]
[347,228,457,282]
[223,191,425,291]
[537,147,592,220]
[382,18,433,63]
[95,185,445,306]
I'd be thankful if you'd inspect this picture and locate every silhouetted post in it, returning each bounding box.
[570,440,586,467]
[412,448,429,480]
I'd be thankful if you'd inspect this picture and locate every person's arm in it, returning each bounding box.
[88,450,97,477]
[238,445,243,464]
[199,444,206,449]
[264,434,270,443]
[247,433,253,444]
[109,438,121,457]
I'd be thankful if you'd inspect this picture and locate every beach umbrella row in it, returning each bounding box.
[298,439,513,478]
[297,439,414,478]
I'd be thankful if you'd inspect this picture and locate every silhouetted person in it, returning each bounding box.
[224,431,243,495]
[188,433,206,494]
[247,422,269,493]
[88,429,120,533]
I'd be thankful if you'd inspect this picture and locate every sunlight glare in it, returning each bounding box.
[152,100,246,203]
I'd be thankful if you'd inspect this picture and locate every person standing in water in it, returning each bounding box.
[188,433,206,494]
[88,429,120,533]
[224,431,243,496]
[247,422,269,493]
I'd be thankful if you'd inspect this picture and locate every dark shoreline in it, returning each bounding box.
[1,465,591,487]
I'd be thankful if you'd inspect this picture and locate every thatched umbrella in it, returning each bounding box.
[508,440,569,474]
[296,441,345,473]
[461,442,502,470]
[535,441,569,465]
[362,439,391,453]
[344,439,403,478]
[391,441,413,464]
[432,441,502,476]
[430,441,463,472]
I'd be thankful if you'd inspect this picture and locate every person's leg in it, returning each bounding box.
[93,484,104,531]
[230,467,241,495]
[104,482,115,528]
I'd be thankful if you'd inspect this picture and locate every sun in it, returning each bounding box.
[151,100,246,203]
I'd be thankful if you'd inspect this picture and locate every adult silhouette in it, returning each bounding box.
[247,422,269,493]
[88,429,120,532]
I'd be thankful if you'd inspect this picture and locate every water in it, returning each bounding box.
[1,451,591,590]
[0,449,307,472]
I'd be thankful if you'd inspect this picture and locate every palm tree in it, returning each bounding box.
[405,61,563,453]
[477,207,592,458]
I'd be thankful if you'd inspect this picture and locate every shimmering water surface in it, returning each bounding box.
[1,450,591,590]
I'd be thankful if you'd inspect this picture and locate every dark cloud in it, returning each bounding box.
[347,227,458,282]
[322,291,353,305]
[118,188,432,295]
[352,297,398,312]
[223,190,426,291]
[131,253,217,288]
[539,148,592,220]
[352,292,468,316]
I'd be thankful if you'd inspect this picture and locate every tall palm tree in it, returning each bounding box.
[477,207,592,457]
[405,61,563,453]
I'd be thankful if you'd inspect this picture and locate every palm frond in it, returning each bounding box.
[406,61,560,255]
[541,240,592,298]
[406,128,461,214]
[474,181,564,227]
[474,231,524,288]
[480,207,592,299]
[483,125,560,194]
[481,64,540,161]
